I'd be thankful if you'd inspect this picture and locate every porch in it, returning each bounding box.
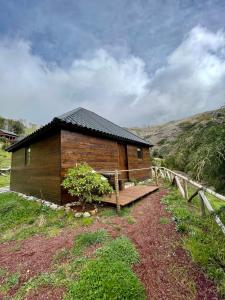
[103,185,159,206]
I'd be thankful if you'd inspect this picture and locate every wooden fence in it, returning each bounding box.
[151,166,225,235]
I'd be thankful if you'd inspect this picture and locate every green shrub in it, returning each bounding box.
[62,163,113,209]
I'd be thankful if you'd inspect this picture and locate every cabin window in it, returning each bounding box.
[25,147,31,165]
[137,147,143,159]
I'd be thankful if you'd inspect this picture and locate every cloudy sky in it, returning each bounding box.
[0,0,225,126]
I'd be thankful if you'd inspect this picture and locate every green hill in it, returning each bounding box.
[129,107,225,193]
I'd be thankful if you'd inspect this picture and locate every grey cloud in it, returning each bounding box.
[0,26,225,127]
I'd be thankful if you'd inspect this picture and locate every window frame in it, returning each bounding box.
[25,146,31,166]
[137,147,143,160]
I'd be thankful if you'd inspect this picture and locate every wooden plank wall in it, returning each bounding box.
[10,133,61,204]
[127,145,151,180]
[60,130,119,203]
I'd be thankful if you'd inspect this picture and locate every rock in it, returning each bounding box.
[74,212,83,218]
[50,204,58,210]
[83,212,91,218]
[90,209,98,216]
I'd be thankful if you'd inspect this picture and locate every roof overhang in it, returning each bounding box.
[7,118,152,152]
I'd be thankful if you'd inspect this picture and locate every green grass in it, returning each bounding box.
[0,192,77,242]
[159,217,170,224]
[0,147,11,168]
[187,185,225,210]
[161,187,225,296]
[66,236,145,300]
[99,206,131,217]
[14,234,145,300]
[0,270,20,295]
[73,230,108,255]
[0,174,10,187]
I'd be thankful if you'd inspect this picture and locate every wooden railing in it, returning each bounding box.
[151,166,225,235]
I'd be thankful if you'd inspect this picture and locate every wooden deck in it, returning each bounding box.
[103,185,159,206]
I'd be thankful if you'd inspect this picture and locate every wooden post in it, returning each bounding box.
[175,176,185,198]
[199,190,225,235]
[115,170,120,213]
[183,179,188,200]
[198,191,206,216]
[155,168,159,186]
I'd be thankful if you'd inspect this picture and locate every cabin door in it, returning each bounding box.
[118,143,129,181]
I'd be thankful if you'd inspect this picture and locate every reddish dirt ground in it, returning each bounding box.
[0,188,221,299]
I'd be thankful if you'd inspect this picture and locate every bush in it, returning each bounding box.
[62,163,113,209]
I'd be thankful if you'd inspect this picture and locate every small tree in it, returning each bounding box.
[62,163,113,209]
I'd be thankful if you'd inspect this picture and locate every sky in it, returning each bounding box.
[0,0,225,126]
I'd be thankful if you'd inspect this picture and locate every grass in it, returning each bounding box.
[14,233,145,300]
[0,192,78,242]
[99,206,131,217]
[0,174,10,187]
[0,270,20,295]
[73,230,108,255]
[159,216,170,224]
[161,187,225,296]
[66,236,145,300]
[0,147,11,168]
[187,185,225,210]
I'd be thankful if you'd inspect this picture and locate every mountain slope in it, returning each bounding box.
[129,107,225,193]
[129,108,224,157]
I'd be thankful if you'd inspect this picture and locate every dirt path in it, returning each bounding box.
[0,188,220,299]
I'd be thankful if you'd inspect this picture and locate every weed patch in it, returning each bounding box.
[73,230,108,255]
[161,188,225,296]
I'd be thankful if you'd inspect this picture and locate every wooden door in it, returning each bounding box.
[118,143,128,181]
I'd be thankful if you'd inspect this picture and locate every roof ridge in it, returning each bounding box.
[57,107,83,119]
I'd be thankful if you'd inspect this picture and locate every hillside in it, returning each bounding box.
[129,108,224,157]
[129,107,225,193]
[0,115,38,136]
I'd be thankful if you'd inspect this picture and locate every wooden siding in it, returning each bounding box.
[60,130,151,203]
[60,130,119,203]
[127,145,150,180]
[10,133,61,204]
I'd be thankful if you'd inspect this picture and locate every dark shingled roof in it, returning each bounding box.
[7,107,152,152]
[55,107,151,146]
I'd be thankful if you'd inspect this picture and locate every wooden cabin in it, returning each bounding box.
[7,108,153,205]
[0,129,18,142]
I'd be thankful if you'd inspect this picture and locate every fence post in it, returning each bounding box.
[183,179,188,200]
[155,168,159,186]
[198,191,206,216]
[115,170,120,213]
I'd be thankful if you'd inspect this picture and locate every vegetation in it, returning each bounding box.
[0,115,38,136]
[161,188,225,296]
[67,236,145,300]
[12,231,145,300]
[0,192,80,242]
[165,117,225,193]
[0,174,10,187]
[62,163,113,209]
[0,146,11,168]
